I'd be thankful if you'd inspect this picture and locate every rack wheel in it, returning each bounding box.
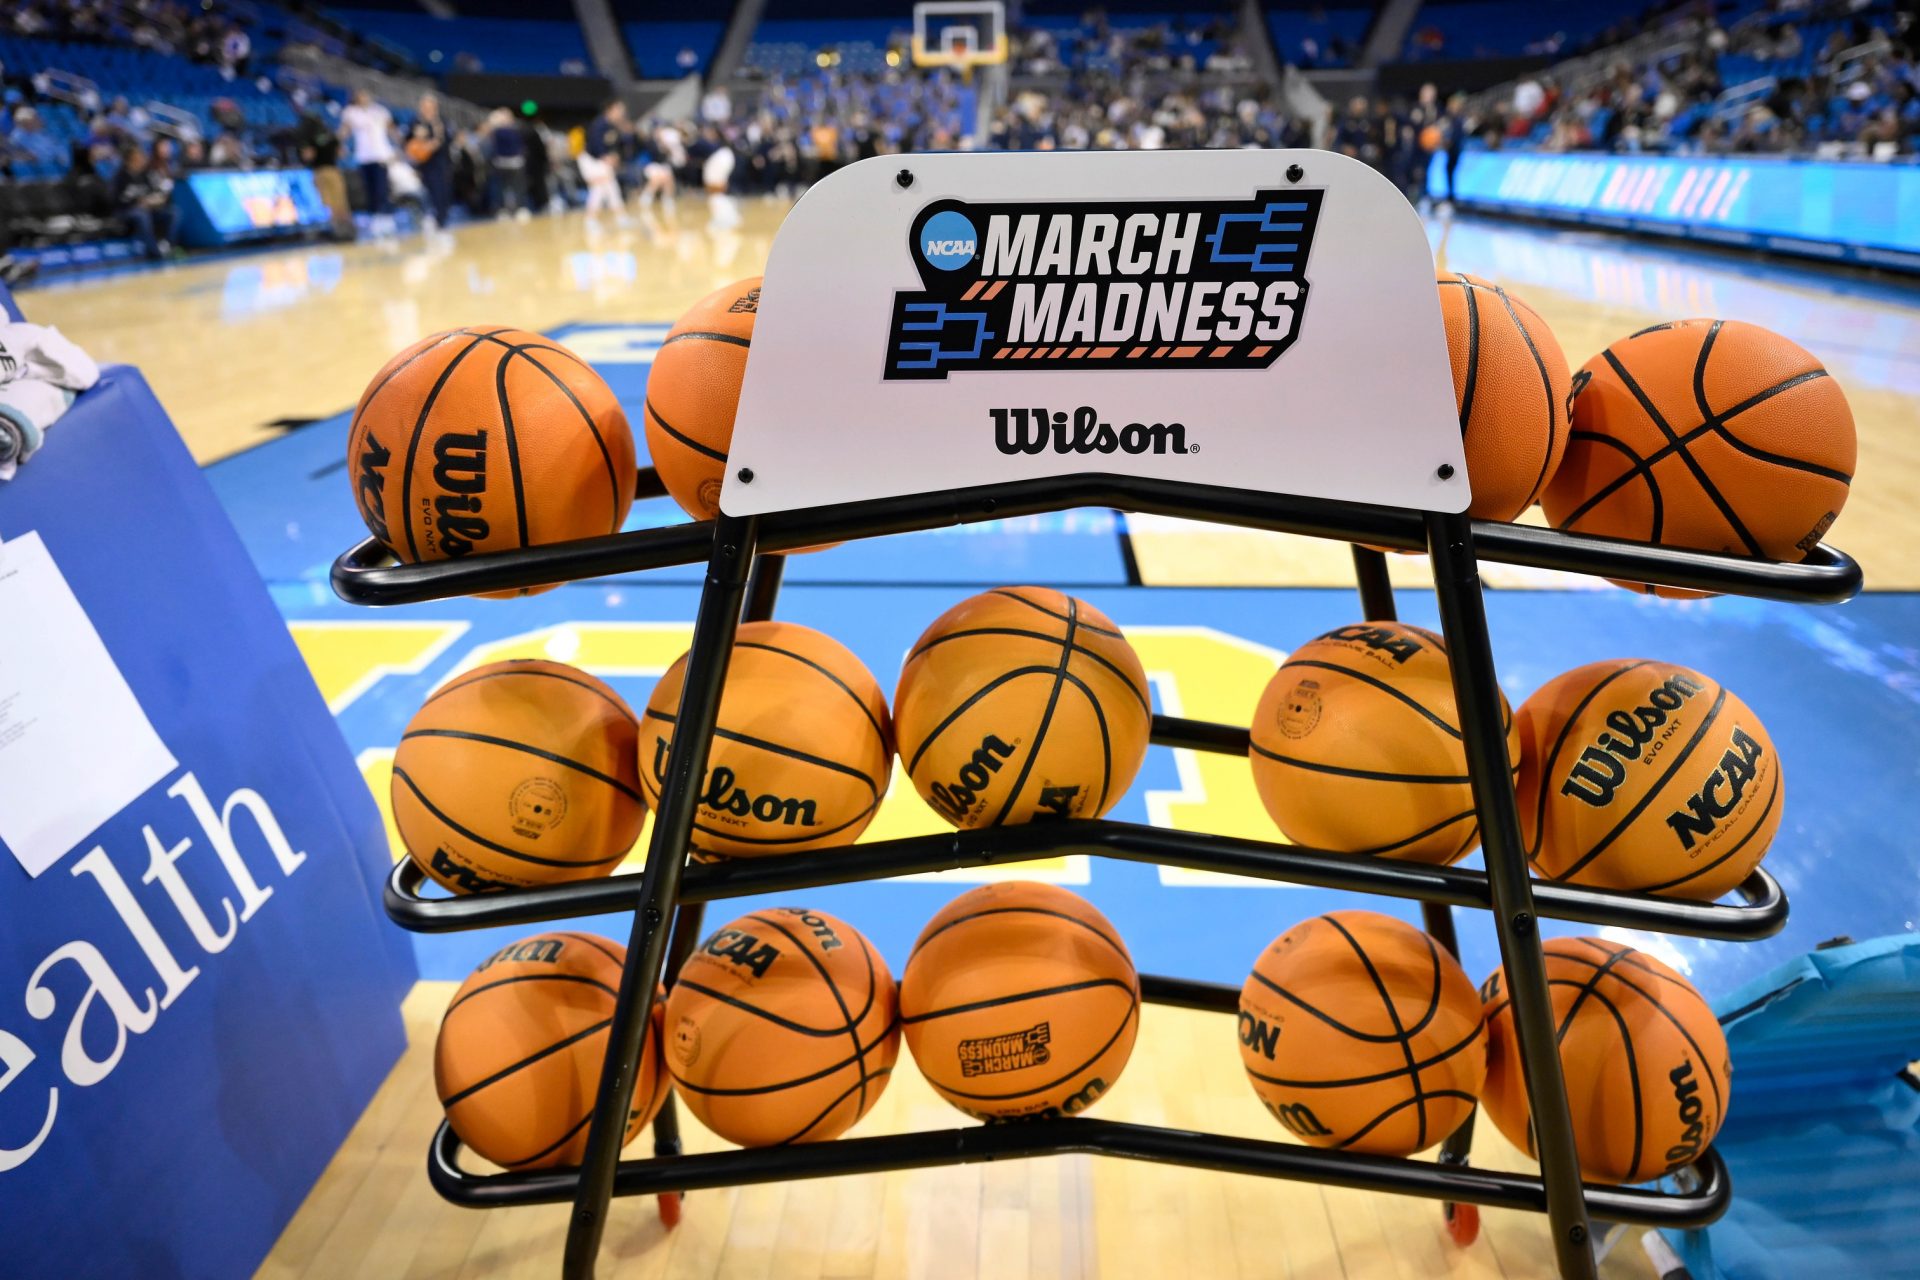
[658,1192,682,1228]
[1444,1201,1479,1247]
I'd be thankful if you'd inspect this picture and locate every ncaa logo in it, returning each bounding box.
[918,209,977,271]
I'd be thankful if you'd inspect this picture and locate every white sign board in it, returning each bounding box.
[723,149,1466,517]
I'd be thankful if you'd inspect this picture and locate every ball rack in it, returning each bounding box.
[333,468,1860,1280]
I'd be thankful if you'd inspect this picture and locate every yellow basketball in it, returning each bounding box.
[894,587,1151,828]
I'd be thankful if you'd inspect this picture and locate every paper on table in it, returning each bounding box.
[0,531,177,877]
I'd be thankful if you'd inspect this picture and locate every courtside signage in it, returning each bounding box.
[724,151,1466,515]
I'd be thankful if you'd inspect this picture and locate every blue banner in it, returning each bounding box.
[1431,151,1920,272]
[0,366,414,1278]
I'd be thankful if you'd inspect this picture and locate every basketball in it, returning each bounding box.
[1542,319,1855,596]
[1515,659,1781,899]
[346,327,637,597]
[1437,272,1572,522]
[1237,911,1484,1156]
[900,882,1139,1121]
[894,587,1151,828]
[1480,937,1731,1184]
[1249,622,1518,864]
[640,621,892,858]
[434,931,668,1169]
[666,908,898,1146]
[643,277,760,521]
[393,659,645,894]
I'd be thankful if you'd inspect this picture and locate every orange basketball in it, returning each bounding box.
[901,882,1139,1120]
[666,908,898,1146]
[393,659,645,893]
[641,621,892,858]
[434,931,668,1169]
[1249,622,1518,864]
[346,327,637,597]
[1516,659,1781,900]
[1480,937,1731,1184]
[1437,272,1572,522]
[644,277,760,520]
[1237,911,1484,1156]
[895,588,1151,828]
[1542,319,1855,596]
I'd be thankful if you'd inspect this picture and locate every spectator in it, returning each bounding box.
[5,106,63,174]
[113,145,178,260]
[578,99,628,221]
[408,93,453,231]
[218,25,251,79]
[340,89,397,237]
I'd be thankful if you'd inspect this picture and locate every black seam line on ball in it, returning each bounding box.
[1248,742,1470,785]
[446,972,620,1014]
[908,627,1150,716]
[424,666,639,726]
[392,767,629,868]
[901,666,1059,776]
[992,596,1078,826]
[734,640,890,753]
[645,394,728,462]
[1327,914,1430,1149]
[399,727,643,803]
[509,344,620,524]
[440,1018,613,1106]
[1280,658,1465,739]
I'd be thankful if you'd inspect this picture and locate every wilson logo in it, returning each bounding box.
[992,407,1189,456]
[1663,1060,1707,1167]
[429,846,509,894]
[1265,1099,1334,1139]
[1560,673,1705,808]
[1238,1009,1280,1060]
[429,430,489,556]
[928,734,1017,823]
[355,430,393,545]
[652,740,818,827]
[1666,726,1764,850]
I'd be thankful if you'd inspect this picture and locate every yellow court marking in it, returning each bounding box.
[441,621,696,684]
[1131,627,1302,888]
[288,620,470,712]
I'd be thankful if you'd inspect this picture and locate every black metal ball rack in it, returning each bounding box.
[332,468,1861,1280]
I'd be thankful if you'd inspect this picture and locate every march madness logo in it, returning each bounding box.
[883,190,1325,380]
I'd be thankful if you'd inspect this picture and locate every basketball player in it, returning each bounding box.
[579,100,628,225]
[636,120,681,217]
[699,125,739,231]
[409,93,452,232]
[340,89,398,239]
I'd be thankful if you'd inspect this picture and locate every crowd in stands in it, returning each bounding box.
[1475,0,1919,157]
[992,12,1306,151]
[6,0,254,73]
